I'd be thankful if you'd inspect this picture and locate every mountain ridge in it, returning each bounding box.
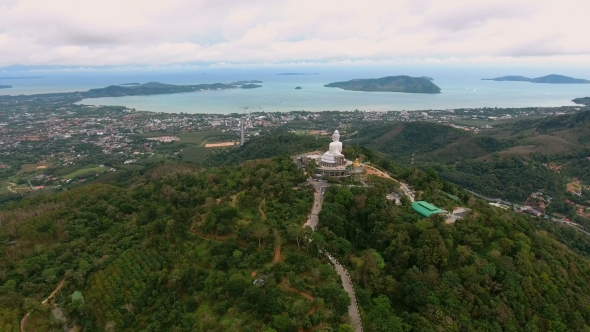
[483,74,590,84]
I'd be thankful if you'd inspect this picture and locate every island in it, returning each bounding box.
[277,73,319,75]
[229,80,263,85]
[324,75,441,93]
[421,76,434,81]
[483,74,590,84]
[0,85,12,89]
[573,97,590,106]
[0,76,44,79]
[295,86,302,89]
[239,84,263,89]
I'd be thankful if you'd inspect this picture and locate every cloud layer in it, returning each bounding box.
[1,0,589,67]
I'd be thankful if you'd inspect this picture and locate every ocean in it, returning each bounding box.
[2,67,590,114]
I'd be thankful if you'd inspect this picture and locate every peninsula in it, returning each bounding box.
[0,81,262,102]
[277,73,319,75]
[483,74,590,84]
[0,85,12,89]
[324,75,441,93]
[573,97,590,106]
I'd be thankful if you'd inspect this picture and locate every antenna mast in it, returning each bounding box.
[237,106,261,146]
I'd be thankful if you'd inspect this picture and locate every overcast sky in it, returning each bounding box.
[1,0,589,68]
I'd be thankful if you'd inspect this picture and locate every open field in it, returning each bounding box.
[17,162,54,175]
[179,147,213,163]
[363,165,393,180]
[205,142,236,147]
[136,130,234,145]
[567,181,583,193]
[64,166,109,179]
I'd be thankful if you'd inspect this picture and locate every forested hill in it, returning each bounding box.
[205,132,329,166]
[317,164,590,331]
[573,97,590,106]
[0,157,355,331]
[355,111,590,204]
[5,150,590,331]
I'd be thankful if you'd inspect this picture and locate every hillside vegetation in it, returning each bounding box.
[4,144,590,331]
[0,157,356,331]
[356,111,590,205]
[318,164,590,331]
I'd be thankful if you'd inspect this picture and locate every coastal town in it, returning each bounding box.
[0,95,586,201]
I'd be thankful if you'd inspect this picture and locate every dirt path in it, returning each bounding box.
[363,165,393,180]
[21,276,67,332]
[42,277,66,305]
[188,229,229,242]
[259,199,267,220]
[273,229,282,263]
[281,277,317,316]
[6,181,16,193]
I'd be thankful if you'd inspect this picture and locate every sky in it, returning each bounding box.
[1,0,589,69]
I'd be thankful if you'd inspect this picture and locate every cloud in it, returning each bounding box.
[0,0,589,67]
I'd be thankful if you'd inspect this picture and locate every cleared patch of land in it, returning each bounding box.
[17,163,53,174]
[136,130,236,163]
[63,166,109,180]
[363,165,393,180]
[205,142,236,147]
[179,147,212,163]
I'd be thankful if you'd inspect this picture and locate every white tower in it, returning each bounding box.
[240,118,245,145]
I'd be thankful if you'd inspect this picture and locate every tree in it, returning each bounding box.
[251,223,270,248]
[287,224,304,251]
[338,324,355,332]
[366,295,405,332]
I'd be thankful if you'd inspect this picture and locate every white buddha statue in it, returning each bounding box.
[321,130,343,164]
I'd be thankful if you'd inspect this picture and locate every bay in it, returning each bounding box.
[2,67,590,113]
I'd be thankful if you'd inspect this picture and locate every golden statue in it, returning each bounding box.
[353,158,360,167]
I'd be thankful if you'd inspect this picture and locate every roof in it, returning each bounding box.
[412,201,446,217]
[71,291,84,302]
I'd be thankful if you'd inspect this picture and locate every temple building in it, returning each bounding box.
[300,130,363,179]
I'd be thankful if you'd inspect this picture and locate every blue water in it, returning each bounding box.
[2,67,590,113]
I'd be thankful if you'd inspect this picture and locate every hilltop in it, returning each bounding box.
[324,75,441,93]
[483,74,590,84]
[5,147,590,331]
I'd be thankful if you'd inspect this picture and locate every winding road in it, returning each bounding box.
[305,179,363,332]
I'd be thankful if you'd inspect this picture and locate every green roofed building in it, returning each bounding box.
[412,201,446,217]
[71,291,84,303]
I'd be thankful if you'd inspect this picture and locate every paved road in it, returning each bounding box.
[399,182,415,202]
[326,253,363,332]
[302,178,362,331]
[304,180,328,230]
[466,188,590,236]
